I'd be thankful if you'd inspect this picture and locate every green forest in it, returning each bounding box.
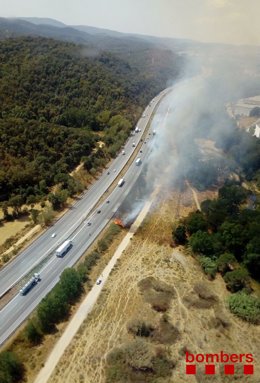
[0,36,182,210]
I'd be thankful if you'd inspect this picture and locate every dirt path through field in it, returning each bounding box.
[34,193,157,383]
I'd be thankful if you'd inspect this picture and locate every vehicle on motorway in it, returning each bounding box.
[135,158,142,166]
[107,171,110,175]
[97,209,101,214]
[106,200,110,204]
[87,222,91,226]
[113,168,116,172]
[132,142,136,147]
[96,278,102,285]
[55,240,72,257]
[51,233,56,238]
[20,273,41,296]
[135,126,140,133]
[122,150,125,155]
[140,150,143,153]
[118,178,125,187]
[153,130,156,135]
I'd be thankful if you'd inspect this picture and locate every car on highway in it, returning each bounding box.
[87,222,91,226]
[97,210,101,214]
[107,171,110,175]
[96,278,102,285]
[51,233,56,238]
[132,142,136,147]
[106,200,110,204]
[122,150,125,155]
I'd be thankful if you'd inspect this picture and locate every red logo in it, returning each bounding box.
[185,351,254,375]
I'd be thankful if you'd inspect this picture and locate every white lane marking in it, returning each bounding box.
[0,294,19,314]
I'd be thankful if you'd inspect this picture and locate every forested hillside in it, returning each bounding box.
[0,36,182,207]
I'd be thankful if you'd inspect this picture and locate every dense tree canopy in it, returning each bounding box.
[0,36,181,205]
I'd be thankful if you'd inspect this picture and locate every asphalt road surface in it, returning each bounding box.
[0,87,171,346]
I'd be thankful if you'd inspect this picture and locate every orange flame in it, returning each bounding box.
[114,218,124,227]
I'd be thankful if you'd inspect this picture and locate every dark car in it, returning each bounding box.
[97,210,101,214]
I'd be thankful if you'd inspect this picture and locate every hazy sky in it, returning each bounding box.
[0,0,259,45]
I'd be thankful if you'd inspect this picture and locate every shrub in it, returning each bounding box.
[224,268,250,292]
[172,225,187,245]
[228,292,260,324]
[198,256,217,279]
[216,252,236,275]
[24,320,43,345]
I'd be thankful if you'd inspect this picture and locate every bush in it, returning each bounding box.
[24,320,43,345]
[224,268,250,292]
[198,256,217,279]
[127,320,154,337]
[172,225,187,245]
[216,253,236,275]
[189,231,216,256]
[228,292,260,324]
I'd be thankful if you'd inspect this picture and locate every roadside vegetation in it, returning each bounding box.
[173,182,260,323]
[0,223,122,382]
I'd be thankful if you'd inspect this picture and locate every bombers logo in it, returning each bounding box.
[185,351,254,375]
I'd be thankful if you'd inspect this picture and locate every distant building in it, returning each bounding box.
[253,124,260,138]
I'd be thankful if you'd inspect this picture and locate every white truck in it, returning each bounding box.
[135,158,142,166]
[20,273,41,296]
[118,178,125,187]
[56,240,72,257]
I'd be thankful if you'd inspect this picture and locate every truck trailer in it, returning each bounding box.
[55,240,73,257]
[20,273,41,296]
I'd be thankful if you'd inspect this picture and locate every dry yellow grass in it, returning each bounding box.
[47,188,260,383]
[0,219,30,246]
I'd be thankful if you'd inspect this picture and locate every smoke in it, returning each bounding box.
[134,45,260,205]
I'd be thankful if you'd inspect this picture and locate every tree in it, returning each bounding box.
[216,253,236,275]
[224,268,250,292]
[220,221,246,256]
[189,231,219,256]
[8,195,23,215]
[24,320,42,345]
[219,184,247,207]
[37,292,69,333]
[30,208,39,224]
[244,253,260,281]
[0,351,24,383]
[185,211,208,235]
[38,206,54,227]
[58,268,82,304]
[1,201,9,220]
[172,225,187,245]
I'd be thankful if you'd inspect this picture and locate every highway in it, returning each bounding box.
[0,87,171,346]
